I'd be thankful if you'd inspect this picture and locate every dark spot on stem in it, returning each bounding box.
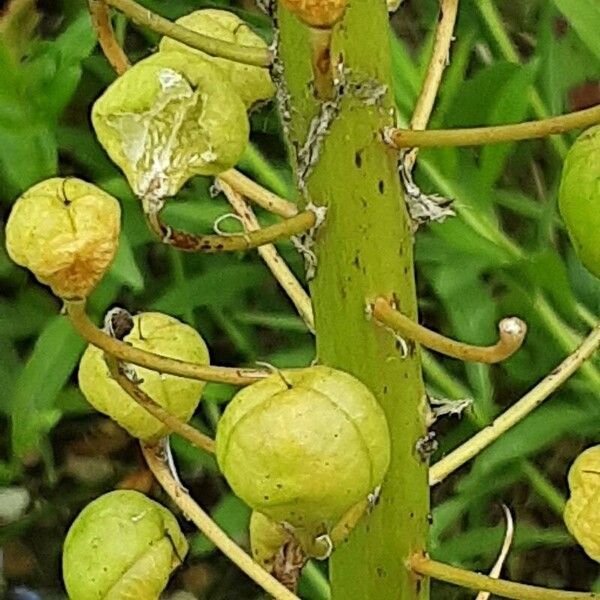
[378,180,385,194]
[355,152,363,168]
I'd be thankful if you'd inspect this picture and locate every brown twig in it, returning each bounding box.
[145,208,316,253]
[218,178,315,331]
[88,0,130,74]
[218,170,299,218]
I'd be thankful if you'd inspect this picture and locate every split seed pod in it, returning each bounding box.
[216,366,390,535]
[5,178,120,299]
[559,125,600,279]
[159,10,275,108]
[92,51,249,206]
[249,510,293,573]
[63,490,188,600]
[564,445,600,562]
[78,312,209,441]
[279,0,347,28]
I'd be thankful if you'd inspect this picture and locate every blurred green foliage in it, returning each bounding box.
[0,0,599,598]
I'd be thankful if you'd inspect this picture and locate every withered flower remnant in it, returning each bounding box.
[5,177,120,300]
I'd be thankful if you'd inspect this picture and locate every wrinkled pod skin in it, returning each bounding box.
[78,312,209,441]
[279,0,347,28]
[5,177,120,299]
[159,9,275,109]
[92,51,249,208]
[63,490,188,600]
[559,125,600,279]
[216,366,391,539]
[564,445,600,563]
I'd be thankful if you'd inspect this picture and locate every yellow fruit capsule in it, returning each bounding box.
[5,178,120,300]
[279,0,347,28]
[559,125,600,279]
[63,490,188,600]
[78,312,210,441]
[216,366,390,535]
[564,445,600,563]
[159,10,275,108]
[92,51,249,206]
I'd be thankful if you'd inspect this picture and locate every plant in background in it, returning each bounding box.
[2,0,600,599]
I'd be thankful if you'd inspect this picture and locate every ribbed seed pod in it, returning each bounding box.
[559,125,600,279]
[159,10,275,108]
[279,0,347,28]
[564,445,600,563]
[92,51,249,206]
[216,366,390,535]
[78,312,209,441]
[5,177,120,299]
[63,490,188,600]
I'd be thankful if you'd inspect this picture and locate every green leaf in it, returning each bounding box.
[551,0,600,62]
[151,262,267,315]
[467,398,600,481]
[109,232,144,292]
[479,62,536,186]
[433,525,573,565]
[11,316,85,461]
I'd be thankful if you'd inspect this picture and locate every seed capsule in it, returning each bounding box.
[159,10,275,109]
[5,178,120,300]
[279,0,347,28]
[564,445,600,563]
[559,125,600,279]
[78,312,209,441]
[63,490,188,600]
[92,52,249,206]
[216,366,390,535]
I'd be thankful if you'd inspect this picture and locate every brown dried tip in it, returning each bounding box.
[279,0,347,28]
[5,178,121,299]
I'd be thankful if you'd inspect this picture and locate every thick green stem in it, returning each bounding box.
[279,2,429,599]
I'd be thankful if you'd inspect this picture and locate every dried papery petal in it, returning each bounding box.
[5,178,120,300]
[564,445,600,563]
[159,10,275,108]
[63,490,188,600]
[216,366,390,535]
[78,312,210,441]
[279,0,347,28]
[559,125,600,279]
[92,52,249,207]
[250,511,293,573]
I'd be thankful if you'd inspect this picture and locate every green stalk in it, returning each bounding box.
[278,2,429,598]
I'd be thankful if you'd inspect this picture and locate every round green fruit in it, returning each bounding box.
[78,312,209,441]
[62,490,188,600]
[559,125,600,279]
[92,51,249,205]
[564,445,600,563]
[216,366,390,533]
[159,9,275,108]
